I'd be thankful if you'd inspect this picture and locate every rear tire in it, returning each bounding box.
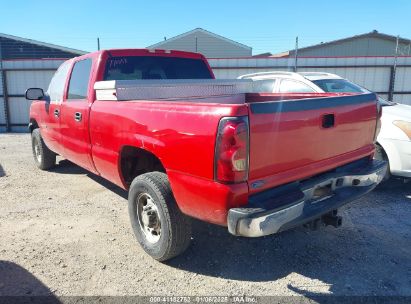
[374,144,391,182]
[128,172,191,261]
[31,129,56,170]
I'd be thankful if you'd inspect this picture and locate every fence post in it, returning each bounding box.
[0,38,11,132]
[388,66,395,101]
[389,35,400,101]
[294,36,299,72]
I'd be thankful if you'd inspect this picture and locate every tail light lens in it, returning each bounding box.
[214,116,249,183]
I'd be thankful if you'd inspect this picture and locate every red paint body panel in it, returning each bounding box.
[35,102,62,154]
[59,100,97,173]
[247,101,377,193]
[167,170,249,225]
[89,99,247,188]
[29,49,379,226]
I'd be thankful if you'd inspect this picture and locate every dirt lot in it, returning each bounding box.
[1,133,410,298]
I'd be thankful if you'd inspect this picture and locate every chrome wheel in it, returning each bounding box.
[33,138,42,163]
[136,193,161,243]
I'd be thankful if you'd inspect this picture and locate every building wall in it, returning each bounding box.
[289,37,411,57]
[0,35,82,132]
[0,59,65,132]
[152,31,251,58]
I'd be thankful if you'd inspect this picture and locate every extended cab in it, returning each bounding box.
[27,49,387,261]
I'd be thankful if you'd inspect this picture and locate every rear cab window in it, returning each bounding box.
[103,56,213,80]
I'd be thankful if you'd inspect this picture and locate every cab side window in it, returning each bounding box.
[47,60,71,102]
[67,59,93,100]
[279,79,315,93]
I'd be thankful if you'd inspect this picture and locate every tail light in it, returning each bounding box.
[214,116,249,183]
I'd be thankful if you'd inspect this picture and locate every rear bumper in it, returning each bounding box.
[228,159,387,237]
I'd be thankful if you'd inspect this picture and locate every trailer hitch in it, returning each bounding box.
[304,210,342,230]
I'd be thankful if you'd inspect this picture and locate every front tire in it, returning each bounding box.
[31,129,56,170]
[128,172,192,261]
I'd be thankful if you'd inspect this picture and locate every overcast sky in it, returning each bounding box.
[1,0,411,54]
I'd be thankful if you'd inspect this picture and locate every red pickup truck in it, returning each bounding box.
[26,49,387,261]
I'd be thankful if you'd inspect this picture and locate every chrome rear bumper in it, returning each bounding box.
[228,159,387,237]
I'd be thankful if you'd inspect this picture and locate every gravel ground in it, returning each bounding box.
[0,133,410,299]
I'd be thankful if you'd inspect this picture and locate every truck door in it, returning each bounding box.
[40,60,71,154]
[60,58,96,173]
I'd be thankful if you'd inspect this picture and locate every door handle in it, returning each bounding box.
[54,109,60,117]
[322,114,335,128]
[74,112,82,122]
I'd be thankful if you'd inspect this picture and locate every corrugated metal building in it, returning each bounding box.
[284,31,411,57]
[0,33,85,132]
[148,28,252,58]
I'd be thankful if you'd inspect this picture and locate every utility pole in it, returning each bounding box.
[294,36,299,72]
[97,37,100,51]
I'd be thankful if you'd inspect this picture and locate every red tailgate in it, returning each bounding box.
[246,93,378,193]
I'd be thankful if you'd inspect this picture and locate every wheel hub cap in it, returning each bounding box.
[136,193,161,243]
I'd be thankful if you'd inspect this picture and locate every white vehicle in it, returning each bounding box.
[239,71,411,180]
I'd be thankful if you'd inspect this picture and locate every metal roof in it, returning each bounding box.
[288,30,411,54]
[148,28,252,51]
[268,31,411,57]
[0,32,86,56]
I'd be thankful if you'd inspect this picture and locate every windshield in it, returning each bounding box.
[312,79,367,93]
[104,56,213,80]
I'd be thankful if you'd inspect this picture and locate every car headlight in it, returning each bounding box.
[393,120,411,139]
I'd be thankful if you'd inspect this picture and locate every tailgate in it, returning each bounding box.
[247,93,378,193]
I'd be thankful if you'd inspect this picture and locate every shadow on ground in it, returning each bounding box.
[52,159,127,199]
[0,163,5,177]
[167,179,411,298]
[50,161,411,298]
[0,261,60,302]
[51,160,90,176]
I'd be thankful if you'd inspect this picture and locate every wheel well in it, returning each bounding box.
[29,119,39,132]
[120,146,166,187]
[376,142,388,160]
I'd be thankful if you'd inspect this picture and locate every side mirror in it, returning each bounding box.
[25,88,44,100]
